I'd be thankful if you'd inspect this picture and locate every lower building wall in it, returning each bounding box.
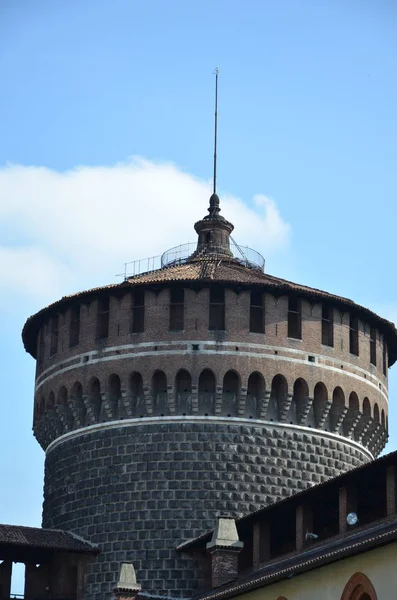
[42,419,370,599]
[238,541,397,600]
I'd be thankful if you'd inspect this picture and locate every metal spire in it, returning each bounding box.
[213,67,219,195]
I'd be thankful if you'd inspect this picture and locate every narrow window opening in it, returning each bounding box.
[38,328,45,366]
[50,315,59,355]
[349,314,359,356]
[169,287,184,331]
[209,287,225,331]
[96,297,109,339]
[370,326,377,366]
[383,340,387,376]
[288,296,301,339]
[69,304,80,347]
[250,290,264,333]
[321,304,334,347]
[132,289,145,333]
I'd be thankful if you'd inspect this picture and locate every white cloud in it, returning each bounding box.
[0,158,291,307]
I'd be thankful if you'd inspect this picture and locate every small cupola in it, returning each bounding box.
[193,193,234,257]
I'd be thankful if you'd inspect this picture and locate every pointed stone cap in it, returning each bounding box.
[206,517,244,550]
[114,563,141,592]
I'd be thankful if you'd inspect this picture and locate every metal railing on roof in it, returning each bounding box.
[118,240,265,280]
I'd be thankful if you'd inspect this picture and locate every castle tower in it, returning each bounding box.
[23,191,396,599]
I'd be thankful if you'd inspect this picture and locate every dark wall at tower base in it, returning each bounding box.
[42,420,370,599]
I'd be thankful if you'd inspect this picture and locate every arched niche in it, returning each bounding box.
[108,374,122,419]
[88,377,102,422]
[130,372,146,417]
[71,381,86,427]
[268,374,288,421]
[291,377,309,424]
[246,372,264,419]
[344,391,359,437]
[363,397,371,418]
[58,386,68,407]
[198,369,216,416]
[151,370,168,416]
[222,370,240,417]
[48,391,55,409]
[313,382,328,429]
[330,386,345,432]
[175,369,192,415]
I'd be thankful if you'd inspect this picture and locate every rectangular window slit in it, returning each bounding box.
[370,326,377,366]
[250,290,265,333]
[209,286,225,331]
[132,290,145,333]
[349,314,359,356]
[96,297,109,339]
[169,287,184,331]
[321,304,334,347]
[69,304,80,347]
[288,297,301,339]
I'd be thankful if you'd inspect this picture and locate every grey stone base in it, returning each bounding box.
[42,421,370,599]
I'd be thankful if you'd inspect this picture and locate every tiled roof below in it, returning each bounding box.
[0,524,98,554]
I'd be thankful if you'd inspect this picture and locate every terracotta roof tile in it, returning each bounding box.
[21,256,397,362]
[0,524,98,553]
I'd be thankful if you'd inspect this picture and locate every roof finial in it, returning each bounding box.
[213,67,219,195]
[208,68,221,219]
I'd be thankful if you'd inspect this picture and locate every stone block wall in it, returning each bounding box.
[42,421,370,599]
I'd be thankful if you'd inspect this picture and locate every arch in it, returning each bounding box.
[313,382,328,428]
[363,397,371,418]
[151,370,168,416]
[222,370,240,417]
[268,374,288,421]
[246,372,264,419]
[130,372,145,417]
[344,391,360,437]
[71,381,86,426]
[57,386,68,407]
[291,377,309,424]
[349,392,359,412]
[340,572,377,600]
[198,369,216,416]
[175,369,192,415]
[38,396,45,417]
[108,374,122,419]
[88,377,102,422]
[381,409,385,427]
[374,402,380,423]
[47,391,55,409]
[330,386,345,432]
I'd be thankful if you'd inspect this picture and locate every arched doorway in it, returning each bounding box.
[340,572,377,600]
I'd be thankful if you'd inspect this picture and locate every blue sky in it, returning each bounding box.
[1,0,397,591]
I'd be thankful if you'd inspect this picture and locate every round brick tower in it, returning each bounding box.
[23,193,397,599]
